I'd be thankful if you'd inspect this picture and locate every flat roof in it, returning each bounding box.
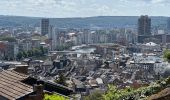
[0,61,22,65]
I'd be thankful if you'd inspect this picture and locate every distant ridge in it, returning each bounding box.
[0,15,168,29]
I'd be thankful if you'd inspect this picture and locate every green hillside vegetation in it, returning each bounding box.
[16,46,48,60]
[44,93,69,100]
[0,15,168,28]
[0,37,17,42]
[164,49,170,62]
[84,77,170,100]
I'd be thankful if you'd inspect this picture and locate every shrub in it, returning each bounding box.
[44,93,69,100]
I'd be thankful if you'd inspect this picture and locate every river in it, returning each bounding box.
[71,45,96,57]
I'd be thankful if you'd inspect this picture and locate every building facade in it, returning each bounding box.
[138,15,151,36]
[41,18,49,36]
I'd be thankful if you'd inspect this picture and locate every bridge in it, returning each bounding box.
[49,50,90,54]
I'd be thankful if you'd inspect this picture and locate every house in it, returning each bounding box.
[0,70,34,100]
[0,70,73,100]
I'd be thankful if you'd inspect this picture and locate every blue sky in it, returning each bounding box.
[1,0,170,18]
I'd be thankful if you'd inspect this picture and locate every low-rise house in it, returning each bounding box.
[0,69,74,100]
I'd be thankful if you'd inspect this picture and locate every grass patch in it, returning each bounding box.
[44,93,69,100]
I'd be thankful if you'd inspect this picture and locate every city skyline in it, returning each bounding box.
[1,0,170,18]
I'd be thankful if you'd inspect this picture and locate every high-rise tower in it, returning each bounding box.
[41,18,49,36]
[138,15,151,36]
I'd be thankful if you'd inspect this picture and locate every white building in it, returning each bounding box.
[140,42,161,53]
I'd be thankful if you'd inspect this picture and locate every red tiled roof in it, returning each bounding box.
[0,70,33,100]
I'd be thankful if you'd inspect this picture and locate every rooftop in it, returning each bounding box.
[0,70,33,100]
[145,42,157,46]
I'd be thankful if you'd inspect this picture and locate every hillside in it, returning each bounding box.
[84,77,170,100]
[0,15,168,29]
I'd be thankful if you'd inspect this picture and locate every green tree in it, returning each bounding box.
[27,50,33,57]
[40,46,45,55]
[84,91,103,100]
[17,52,23,60]
[54,73,67,86]
[22,51,28,58]
[0,37,17,42]
[103,85,135,100]
[164,49,170,62]
[33,48,42,56]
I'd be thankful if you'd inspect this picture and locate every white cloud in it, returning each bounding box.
[0,0,170,17]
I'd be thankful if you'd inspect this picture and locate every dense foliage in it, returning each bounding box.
[84,91,103,100]
[164,49,170,62]
[56,42,74,51]
[104,77,170,100]
[0,37,17,42]
[44,93,69,100]
[54,73,67,86]
[85,77,170,100]
[16,46,48,60]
